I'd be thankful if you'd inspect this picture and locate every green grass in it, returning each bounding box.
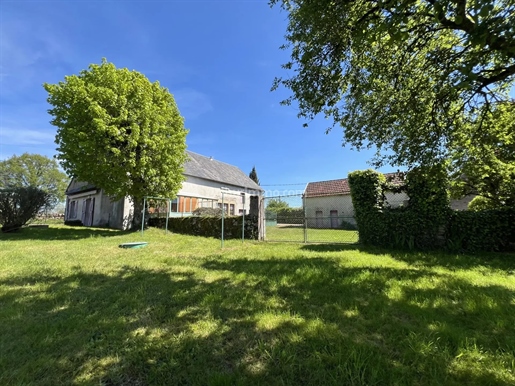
[1,225,515,385]
[266,225,359,243]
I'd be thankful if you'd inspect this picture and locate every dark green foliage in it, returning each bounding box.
[191,207,223,218]
[0,187,53,232]
[349,167,514,252]
[446,209,515,252]
[340,220,357,231]
[276,207,304,224]
[348,170,386,245]
[149,215,259,240]
[249,166,260,185]
[0,153,69,209]
[349,167,450,250]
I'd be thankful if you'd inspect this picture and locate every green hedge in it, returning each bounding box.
[148,215,259,240]
[276,208,304,224]
[446,209,515,252]
[348,166,449,250]
[348,167,514,252]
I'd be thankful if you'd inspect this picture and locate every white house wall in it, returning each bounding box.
[305,195,355,228]
[179,175,259,215]
[304,192,409,228]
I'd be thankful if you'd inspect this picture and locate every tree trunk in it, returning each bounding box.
[131,196,148,230]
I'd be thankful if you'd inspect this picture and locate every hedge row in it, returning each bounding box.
[348,168,515,252]
[149,215,259,240]
[447,209,515,252]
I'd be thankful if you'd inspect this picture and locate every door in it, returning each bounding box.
[82,198,95,226]
[330,210,339,228]
[315,210,323,228]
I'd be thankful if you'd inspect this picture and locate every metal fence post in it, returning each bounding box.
[303,194,307,243]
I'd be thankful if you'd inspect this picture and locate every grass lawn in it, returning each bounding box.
[1,225,515,385]
[266,225,359,243]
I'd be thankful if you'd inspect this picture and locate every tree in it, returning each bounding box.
[270,0,515,169]
[44,59,188,227]
[249,166,260,185]
[450,101,515,208]
[266,198,290,213]
[0,153,69,209]
[0,187,52,232]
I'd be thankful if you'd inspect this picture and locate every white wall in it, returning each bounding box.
[178,175,261,215]
[304,192,409,228]
[304,195,355,228]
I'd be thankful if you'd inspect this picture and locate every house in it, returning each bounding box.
[304,174,407,228]
[64,151,263,229]
[304,174,475,229]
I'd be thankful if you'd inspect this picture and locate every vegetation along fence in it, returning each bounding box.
[264,193,361,244]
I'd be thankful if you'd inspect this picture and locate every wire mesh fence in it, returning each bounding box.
[264,193,359,244]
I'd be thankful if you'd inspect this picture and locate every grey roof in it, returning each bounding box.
[185,151,262,191]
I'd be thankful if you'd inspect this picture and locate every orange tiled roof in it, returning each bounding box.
[305,173,404,198]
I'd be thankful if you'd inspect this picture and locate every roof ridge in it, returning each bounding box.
[186,150,241,169]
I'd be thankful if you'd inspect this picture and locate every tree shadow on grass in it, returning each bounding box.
[301,243,515,271]
[0,225,133,241]
[1,258,514,385]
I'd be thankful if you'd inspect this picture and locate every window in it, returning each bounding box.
[230,204,235,215]
[239,209,246,215]
[171,199,178,212]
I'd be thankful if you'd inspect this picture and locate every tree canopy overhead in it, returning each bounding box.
[0,153,68,208]
[270,0,515,168]
[44,59,188,224]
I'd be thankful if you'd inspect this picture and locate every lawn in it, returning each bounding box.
[1,225,515,385]
[266,225,359,243]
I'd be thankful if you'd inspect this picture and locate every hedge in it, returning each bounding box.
[446,209,515,252]
[348,167,514,252]
[149,215,259,240]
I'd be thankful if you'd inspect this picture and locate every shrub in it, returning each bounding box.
[446,209,515,252]
[0,186,52,232]
[348,165,450,250]
[192,207,223,218]
[340,219,357,230]
[149,215,259,240]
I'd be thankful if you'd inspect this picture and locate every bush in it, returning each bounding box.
[348,166,450,250]
[191,207,223,218]
[446,209,515,252]
[149,215,259,240]
[0,186,52,232]
[276,208,304,224]
[340,220,357,230]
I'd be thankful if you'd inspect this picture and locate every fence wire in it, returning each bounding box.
[264,193,359,244]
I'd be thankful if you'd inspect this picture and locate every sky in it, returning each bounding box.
[0,0,392,199]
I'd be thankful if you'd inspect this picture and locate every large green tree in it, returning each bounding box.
[0,153,68,208]
[270,0,515,168]
[44,59,188,226]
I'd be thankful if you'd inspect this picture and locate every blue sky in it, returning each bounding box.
[0,0,390,197]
